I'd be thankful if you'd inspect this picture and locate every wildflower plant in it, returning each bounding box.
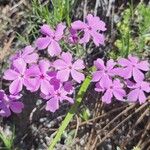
[0,13,150,149]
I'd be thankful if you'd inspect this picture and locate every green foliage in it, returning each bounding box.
[48,76,91,150]
[17,0,75,45]
[0,127,15,150]
[132,146,141,150]
[111,3,150,59]
[80,106,91,121]
[114,8,136,58]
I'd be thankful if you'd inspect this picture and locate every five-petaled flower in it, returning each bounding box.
[127,80,150,104]
[10,45,39,64]
[0,90,24,117]
[118,55,149,82]
[36,23,66,56]
[53,52,85,83]
[101,79,126,104]
[3,59,33,94]
[71,14,106,46]
[92,58,116,88]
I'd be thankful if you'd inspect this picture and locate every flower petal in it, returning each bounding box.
[79,30,90,44]
[54,23,66,41]
[3,69,19,81]
[133,68,144,82]
[127,89,139,102]
[57,69,70,82]
[10,101,24,113]
[40,79,51,95]
[39,60,50,74]
[48,41,61,56]
[102,89,112,104]
[72,59,85,70]
[92,71,102,82]
[40,24,54,36]
[9,79,23,94]
[138,90,147,104]
[71,70,85,83]
[13,58,26,74]
[46,98,59,112]
[137,60,149,71]
[35,37,51,50]
[53,59,67,70]
[71,21,87,30]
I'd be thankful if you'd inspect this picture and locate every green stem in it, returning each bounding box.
[48,76,91,150]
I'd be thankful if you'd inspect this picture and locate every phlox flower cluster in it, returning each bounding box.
[92,55,150,104]
[1,14,106,117]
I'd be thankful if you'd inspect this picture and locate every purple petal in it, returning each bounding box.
[39,60,50,74]
[48,40,61,56]
[61,52,72,64]
[118,58,130,67]
[24,53,39,64]
[62,96,74,103]
[71,70,85,83]
[138,90,147,104]
[72,59,85,70]
[9,79,23,94]
[10,101,24,113]
[141,81,150,93]
[13,58,26,74]
[71,21,87,30]
[57,69,70,82]
[127,89,139,102]
[46,98,59,112]
[53,59,68,70]
[3,69,19,81]
[54,23,66,41]
[94,58,105,70]
[40,24,54,36]
[137,60,149,71]
[79,30,90,44]
[35,37,51,50]
[133,68,144,82]
[102,89,112,104]
[86,14,106,31]
[90,31,105,46]
[113,89,126,101]
[100,74,111,89]
[22,45,34,56]
[92,71,102,82]
[40,79,51,95]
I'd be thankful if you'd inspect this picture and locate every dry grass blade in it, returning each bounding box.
[96,102,148,148]
[0,35,14,62]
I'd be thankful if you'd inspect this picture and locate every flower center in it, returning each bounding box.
[110,86,113,89]
[40,74,45,79]
[88,26,92,30]
[69,66,72,69]
[57,92,61,97]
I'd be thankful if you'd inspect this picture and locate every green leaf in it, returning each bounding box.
[48,76,91,150]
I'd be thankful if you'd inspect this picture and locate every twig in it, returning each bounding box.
[96,102,148,147]
[121,108,149,148]
[98,103,136,134]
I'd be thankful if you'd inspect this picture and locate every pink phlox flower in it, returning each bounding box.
[26,60,52,95]
[44,84,74,112]
[35,23,66,56]
[127,80,150,104]
[118,55,149,82]
[53,52,85,83]
[10,45,38,64]
[101,79,126,104]
[71,14,106,46]
[3,58,34,94]
[0,90,24,117]
[92,58,116,88]
[69,28,79,44]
